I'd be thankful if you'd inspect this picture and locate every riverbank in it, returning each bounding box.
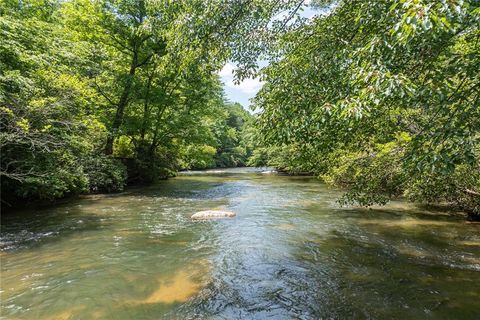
[3,166,478,221]
[1,167,264,214]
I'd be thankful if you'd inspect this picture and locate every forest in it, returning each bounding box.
[1,0,264,206]
[1,0,479,219]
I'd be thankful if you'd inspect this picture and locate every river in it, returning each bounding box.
[1,168,479,319]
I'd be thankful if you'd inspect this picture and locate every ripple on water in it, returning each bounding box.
[1,170,480,319]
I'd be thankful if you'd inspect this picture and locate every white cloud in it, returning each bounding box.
[226,77,264,94]
[218,62,235,77]
[219,62,264,95]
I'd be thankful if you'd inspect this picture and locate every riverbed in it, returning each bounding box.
[1,168,479,319]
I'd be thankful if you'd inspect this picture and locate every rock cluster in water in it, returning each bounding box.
[191,210,236,220]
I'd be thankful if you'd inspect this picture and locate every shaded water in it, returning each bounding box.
[1,168,479,319]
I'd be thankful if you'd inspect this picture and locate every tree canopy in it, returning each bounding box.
[1,0,287,205]
[252,0,479,218]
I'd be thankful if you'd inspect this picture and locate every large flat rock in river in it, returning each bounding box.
[191,210,236,220]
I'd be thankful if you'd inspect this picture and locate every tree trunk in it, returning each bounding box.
[105,52,138,155]
[140,70,154,143]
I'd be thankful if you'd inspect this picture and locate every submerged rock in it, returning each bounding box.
[191,210,236,220]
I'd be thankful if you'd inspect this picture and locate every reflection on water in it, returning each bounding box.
[1,167,479,319]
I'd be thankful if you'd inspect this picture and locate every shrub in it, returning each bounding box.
[83,155,127,193]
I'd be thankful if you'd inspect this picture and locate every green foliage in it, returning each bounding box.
[1,4,100,202]
[182,145,217,170]
[248,144,319,174]
[176,101,255,170]
[83,155,127,193]
[211,103,254,168]
[11,154,89,200]
[322,138,408,207]
[254,0,480,218]
[247,148,270,167]
[1,0,270,206]
[405,163,480,217]
[4,0,477,220]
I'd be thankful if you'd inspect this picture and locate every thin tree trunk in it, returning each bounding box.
[105,52,138,155]
[140,69,154,143]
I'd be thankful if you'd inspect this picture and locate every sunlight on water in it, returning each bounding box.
[139,264,209,305]
[358,218,457,228]
[273,223,296,230]
[459,240,480,247]
[142,271,200,304]
[1,168,479,319]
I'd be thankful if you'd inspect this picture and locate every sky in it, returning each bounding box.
[218,4,319,112]
[218,62,265,111]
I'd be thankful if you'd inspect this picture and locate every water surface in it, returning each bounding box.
[1,168,479,319]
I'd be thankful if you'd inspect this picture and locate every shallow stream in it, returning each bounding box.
[1,168,479,319]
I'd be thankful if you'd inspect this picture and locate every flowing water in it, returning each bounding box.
[1,168,479,319]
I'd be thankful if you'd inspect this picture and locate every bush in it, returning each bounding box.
[1,148,90,203]
[322,147,405,207]
[83,155,127,193]
[247,148,269,167]
[258,144,319,174]
[215,146,248,168]
[13,167,89,200]
[405,165,480,220]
